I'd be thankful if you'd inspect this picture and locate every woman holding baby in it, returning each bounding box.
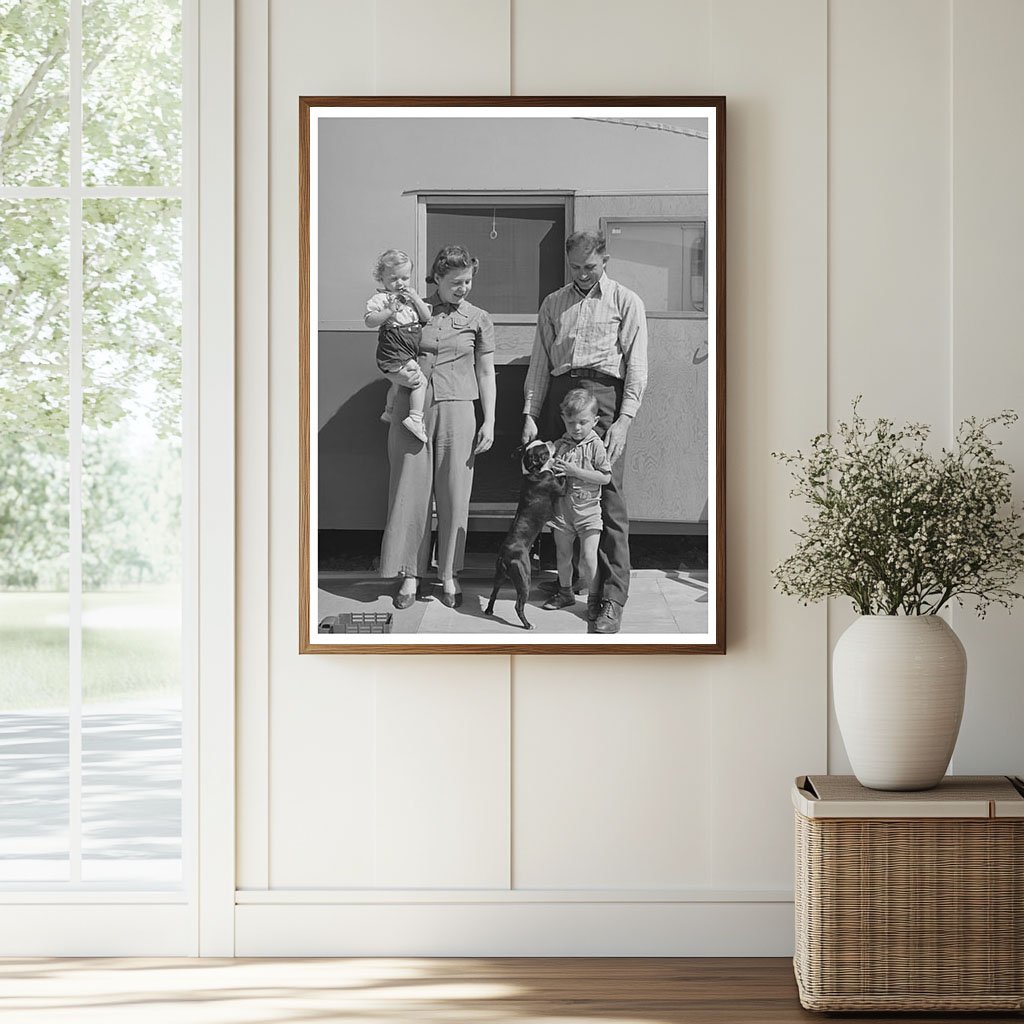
[378,244,495,609]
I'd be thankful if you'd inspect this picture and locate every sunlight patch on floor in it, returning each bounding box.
[0,958,678,1024]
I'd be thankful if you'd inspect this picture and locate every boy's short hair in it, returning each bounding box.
[560,387,599,419]
[373,248,412,281]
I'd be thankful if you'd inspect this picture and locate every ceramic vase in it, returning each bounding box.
[832,615,967,791]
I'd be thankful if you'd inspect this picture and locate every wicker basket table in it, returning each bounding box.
[793,774,1024,1012]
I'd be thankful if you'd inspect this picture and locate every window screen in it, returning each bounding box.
[604,220,707,314]
[426,204,565,314]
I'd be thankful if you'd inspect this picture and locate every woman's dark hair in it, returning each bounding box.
[426,244,479,285]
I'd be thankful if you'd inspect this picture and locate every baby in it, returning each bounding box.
[364,249,431,443]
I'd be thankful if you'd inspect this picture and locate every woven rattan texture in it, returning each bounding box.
[794,812,1024,1011]
[806,774,1023,803]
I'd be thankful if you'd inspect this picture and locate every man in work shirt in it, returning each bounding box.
[521,230,648,634]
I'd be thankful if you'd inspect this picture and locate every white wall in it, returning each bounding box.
[234,0,1024,955]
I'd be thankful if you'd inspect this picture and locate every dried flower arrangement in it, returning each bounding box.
[772,401,1024,616]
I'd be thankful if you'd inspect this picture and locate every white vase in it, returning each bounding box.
[833,615,967,791]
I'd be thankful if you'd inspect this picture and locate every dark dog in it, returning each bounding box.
[484,440,567,629]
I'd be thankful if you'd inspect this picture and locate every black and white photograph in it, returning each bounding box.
[300,97,725,653]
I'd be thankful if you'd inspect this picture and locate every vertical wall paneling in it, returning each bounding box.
[708,0,828,888]
[371,1,514,892]
[231,0,1024,955]
[827,0,952,773]
[509,0,723,900]
[949,0,1024,777]
[512,0,713,95]
[270,666,379,887]
[512,664,713,889]
[374,0,511,95]
[267,0,516,891]
[374,661,512,888]
[828,0,951,423]
[266,0,377,888]
[236,0,270,892]
[197,0,236,955]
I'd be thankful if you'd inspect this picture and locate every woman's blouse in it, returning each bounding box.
[418,295,495,401]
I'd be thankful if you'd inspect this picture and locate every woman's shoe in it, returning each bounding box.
[440,582,463,608]
[393,580,419,610]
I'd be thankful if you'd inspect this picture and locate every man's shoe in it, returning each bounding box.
[586,596,602,622]
[593,599,622,634]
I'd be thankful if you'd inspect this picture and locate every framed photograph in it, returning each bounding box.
[300,96,725,654]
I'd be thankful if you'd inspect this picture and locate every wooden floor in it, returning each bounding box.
[0,957,1020,1023]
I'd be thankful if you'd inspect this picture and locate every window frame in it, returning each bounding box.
[411,190,573,325]
[0,0,237,958]
[0,0,198,907]
[599,215,709,320]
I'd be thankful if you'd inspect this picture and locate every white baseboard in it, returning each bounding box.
[235,900,795,956]
[0,904,196,956]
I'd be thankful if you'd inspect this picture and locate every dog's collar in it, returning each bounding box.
[522,440,559,477]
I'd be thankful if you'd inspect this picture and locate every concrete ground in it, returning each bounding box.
[318,558,708,636]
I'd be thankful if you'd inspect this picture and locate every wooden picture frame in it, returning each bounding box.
[300,96,725,654]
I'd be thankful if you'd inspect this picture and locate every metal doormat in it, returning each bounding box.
[318,612,393,634]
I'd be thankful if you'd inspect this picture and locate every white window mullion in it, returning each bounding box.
[0,187,183,200]
[0,0,200,925]
[181,0,200,911]
[68,0,83,885]
[0,187,69,199]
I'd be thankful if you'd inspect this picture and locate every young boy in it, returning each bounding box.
[543,388,612,615]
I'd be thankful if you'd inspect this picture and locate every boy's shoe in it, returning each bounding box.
[540,577,586,596]
[593,599,622,634]
[542,587,576,610]
[402,415,428,443]
[586,595,602,622]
